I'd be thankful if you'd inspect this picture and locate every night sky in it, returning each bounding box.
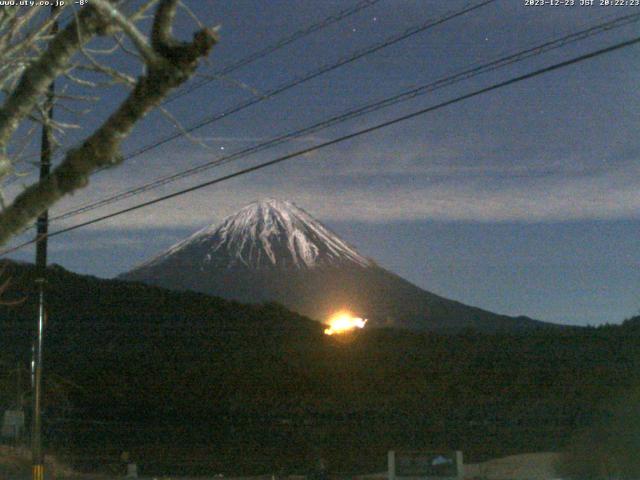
[3,0,639,326]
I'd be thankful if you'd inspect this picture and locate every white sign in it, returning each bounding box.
[388,450,463,480]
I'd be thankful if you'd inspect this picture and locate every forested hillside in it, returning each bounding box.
[0,260,638,475]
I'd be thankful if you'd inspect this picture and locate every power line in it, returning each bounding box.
[111,0,497,163]
[2,0,382,179]
[15,0,495,216]
[163,0,384,104]
[2,34,638,258]
[1,0,501,248]
[48,0,497,214]
[49,12,640,224]
[8,0,492,183]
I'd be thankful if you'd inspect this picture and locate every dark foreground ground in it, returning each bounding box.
[1,263,639,477]
[0,446,562,480]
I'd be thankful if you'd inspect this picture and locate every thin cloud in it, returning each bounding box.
[48,158,640,231]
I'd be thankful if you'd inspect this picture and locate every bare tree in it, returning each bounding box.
[0,0,218,246]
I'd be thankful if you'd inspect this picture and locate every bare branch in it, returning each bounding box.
[0,6,111,154]
[62,71,99,88]
[0,2,218,245]
[7,122,39,168]
[0,268,24,306]
[158,105,210,150]
[1,9,62,59]
[1,8,39,51]
[91,0,160,65]
[179,0,206,30]
[152,0,180,53]
[82,41,121,55]
[77,44,137,85]
[51,91,101,103]
[129,0,161,22]
[53,101,94,117]
[195,72,263,98]
[114,33,144,61]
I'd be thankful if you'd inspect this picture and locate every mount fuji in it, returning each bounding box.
[121,199,555,332]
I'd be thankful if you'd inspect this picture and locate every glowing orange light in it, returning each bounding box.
[324,311,367,335]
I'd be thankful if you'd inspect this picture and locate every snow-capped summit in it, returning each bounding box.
[122,198,555,333]
[130,199,372,273]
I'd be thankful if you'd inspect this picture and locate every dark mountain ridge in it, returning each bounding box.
[0,259,637,476]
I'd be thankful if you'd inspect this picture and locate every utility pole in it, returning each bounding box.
[16,361,22,411]
[32,7,57,480]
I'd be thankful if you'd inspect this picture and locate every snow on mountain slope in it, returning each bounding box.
[130,199,373,273]
[121,199,559,332]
